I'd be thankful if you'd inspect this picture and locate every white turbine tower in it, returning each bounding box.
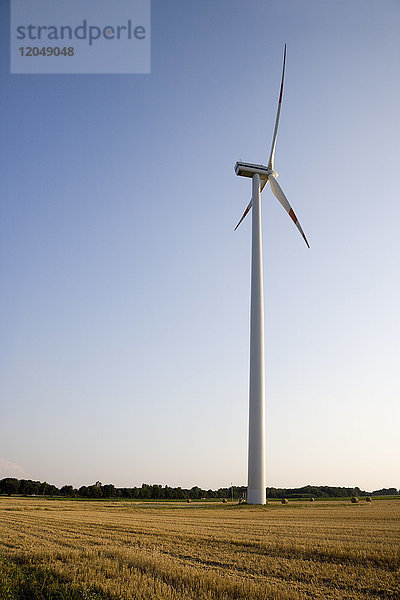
[234,45,309,505]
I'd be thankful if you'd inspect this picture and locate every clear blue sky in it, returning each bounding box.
[1,0,399,491]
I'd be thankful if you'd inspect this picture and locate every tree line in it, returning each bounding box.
[0,478,398,499]
[266,485,399,498]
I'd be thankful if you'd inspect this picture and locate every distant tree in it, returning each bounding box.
[149,484,162,499]
[39,482,48,496]
[140,484,151,499]
[87,485,102,498]
[30,481,42,495]
[78,485,89,497]
[372,488,398,496]
[131,487,141,499]
[113,487,122,498]
[46,484,59,496]
[19,479,34,495]
[175,487,185,499]
[0,478,19,496]
[102,484,115,498]
[217,488,229,499]
[60,485,74,497]
[163,486,173,499]
[189,486,201,500]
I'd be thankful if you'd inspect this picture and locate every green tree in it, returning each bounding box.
[0,478,19,496]
[102,484,115,498]
[60,485,74,497]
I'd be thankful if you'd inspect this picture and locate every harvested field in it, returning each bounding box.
[0,497,399,599]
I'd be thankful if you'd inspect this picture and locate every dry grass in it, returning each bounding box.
[0,497,399,599]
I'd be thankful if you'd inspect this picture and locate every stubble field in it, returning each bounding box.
[0,497,399,600]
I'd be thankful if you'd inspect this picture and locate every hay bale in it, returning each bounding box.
[281,498,288,504]
[222,498,228,503]
[350,497,359,504]
[366,496,372,502]
[309,497,315,502]
[186,498,191,503]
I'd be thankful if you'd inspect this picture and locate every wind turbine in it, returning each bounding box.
[234,45,309,505]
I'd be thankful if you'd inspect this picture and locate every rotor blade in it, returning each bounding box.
[268,175,310,247]
[234,199,252,231]
[268,44,286,171]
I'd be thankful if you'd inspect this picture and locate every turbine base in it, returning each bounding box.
[247,488,266,505]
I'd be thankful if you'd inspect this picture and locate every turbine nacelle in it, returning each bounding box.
[234,161,274,181]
